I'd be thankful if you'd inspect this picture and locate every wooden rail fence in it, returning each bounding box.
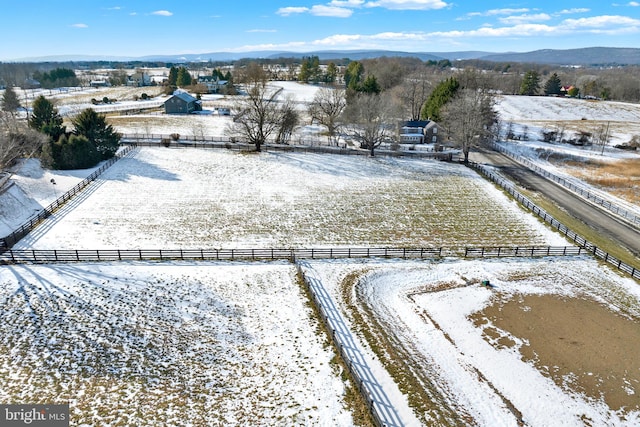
[0,145,137,250]
[0,246,597,265]
[468,161,640,281]
[490,141,640,227]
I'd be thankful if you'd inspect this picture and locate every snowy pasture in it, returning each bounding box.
[2,84,640,426]
[0,262,352,426]
[10,147,566,250]
[497,95,640,147]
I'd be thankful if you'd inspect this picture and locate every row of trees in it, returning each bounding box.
[229,60,497,161]
[32,68,79,89]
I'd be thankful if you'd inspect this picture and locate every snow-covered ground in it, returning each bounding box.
[0,262,352,426]
[310,257,640,426]
[497,95,640,148]
[6,148,566,249]
[2,146,637,425]
[2,84,639,426]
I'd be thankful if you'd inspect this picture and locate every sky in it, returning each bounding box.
[1,1,639,60]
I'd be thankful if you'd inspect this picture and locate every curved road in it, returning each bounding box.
[470,148,640,260]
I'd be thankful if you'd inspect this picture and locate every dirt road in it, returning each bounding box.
[470,148,640,259]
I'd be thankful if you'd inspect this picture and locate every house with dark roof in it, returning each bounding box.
[398,120,440,144]
[164,92,201,114]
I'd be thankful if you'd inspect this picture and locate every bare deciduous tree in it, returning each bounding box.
[229,62,298,151]
[308,87,346,145]
[275,95,299,144]
[441,89,496,163]
[343,92,397,156]
[396,72,432,120]
[0,116,47,170]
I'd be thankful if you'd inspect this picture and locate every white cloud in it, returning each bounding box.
[558,8,590,14]
[499,13,551,25]
[277,6,310,16]
[310,5,353,17]
[277,4,352,17]
[467,8,530,17]
[563,14,640,30]
[151,10,173,16]
[230,13,640,52]
[329,0,365,6]
[70,23,88,28]
[365,0,449,9]
[279,0,448,17]
[629,1,640,6]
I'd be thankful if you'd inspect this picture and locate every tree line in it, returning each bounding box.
[2,54,639,172]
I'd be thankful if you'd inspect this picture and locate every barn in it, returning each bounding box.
[164,92,201,114]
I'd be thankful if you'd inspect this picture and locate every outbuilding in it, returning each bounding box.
[164,92,201,114]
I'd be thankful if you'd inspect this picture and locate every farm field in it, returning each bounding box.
[1,84,640,426]
[10,148,565,250]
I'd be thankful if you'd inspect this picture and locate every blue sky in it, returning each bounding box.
[2,1,639,60]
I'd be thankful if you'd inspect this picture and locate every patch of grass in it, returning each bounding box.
[557,158,640,205]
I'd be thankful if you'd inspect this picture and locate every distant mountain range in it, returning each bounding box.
[9,47,640,66]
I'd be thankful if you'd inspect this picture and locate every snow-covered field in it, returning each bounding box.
[2,83,640,426]
[8,148,565,250]
[497,95,640,148]
[0,262,352,426]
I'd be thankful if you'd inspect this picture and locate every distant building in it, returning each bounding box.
[128,72,151,87]
[398,120,440,144]
[164,91,201,114]
[197,76,228,93]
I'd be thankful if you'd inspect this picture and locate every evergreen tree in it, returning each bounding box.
[344,61,364,91]
[309,56,321,83]
[176,67,192,87]
[325,62,337,84]
[1,86,21,114]
[34,68,79,88]
[72,108,121,161]
[360,75,381,94]
[298,60,310,83]
[519,70,541,96]
[168,66,178,86]
[543,73,562,96]
[420,77,460,122]
[42,134,98,170]
[29,95,65,141]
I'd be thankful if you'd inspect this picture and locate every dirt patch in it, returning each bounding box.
[472,294,640,412]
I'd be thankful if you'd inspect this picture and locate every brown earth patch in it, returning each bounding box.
[471,294,640,412]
